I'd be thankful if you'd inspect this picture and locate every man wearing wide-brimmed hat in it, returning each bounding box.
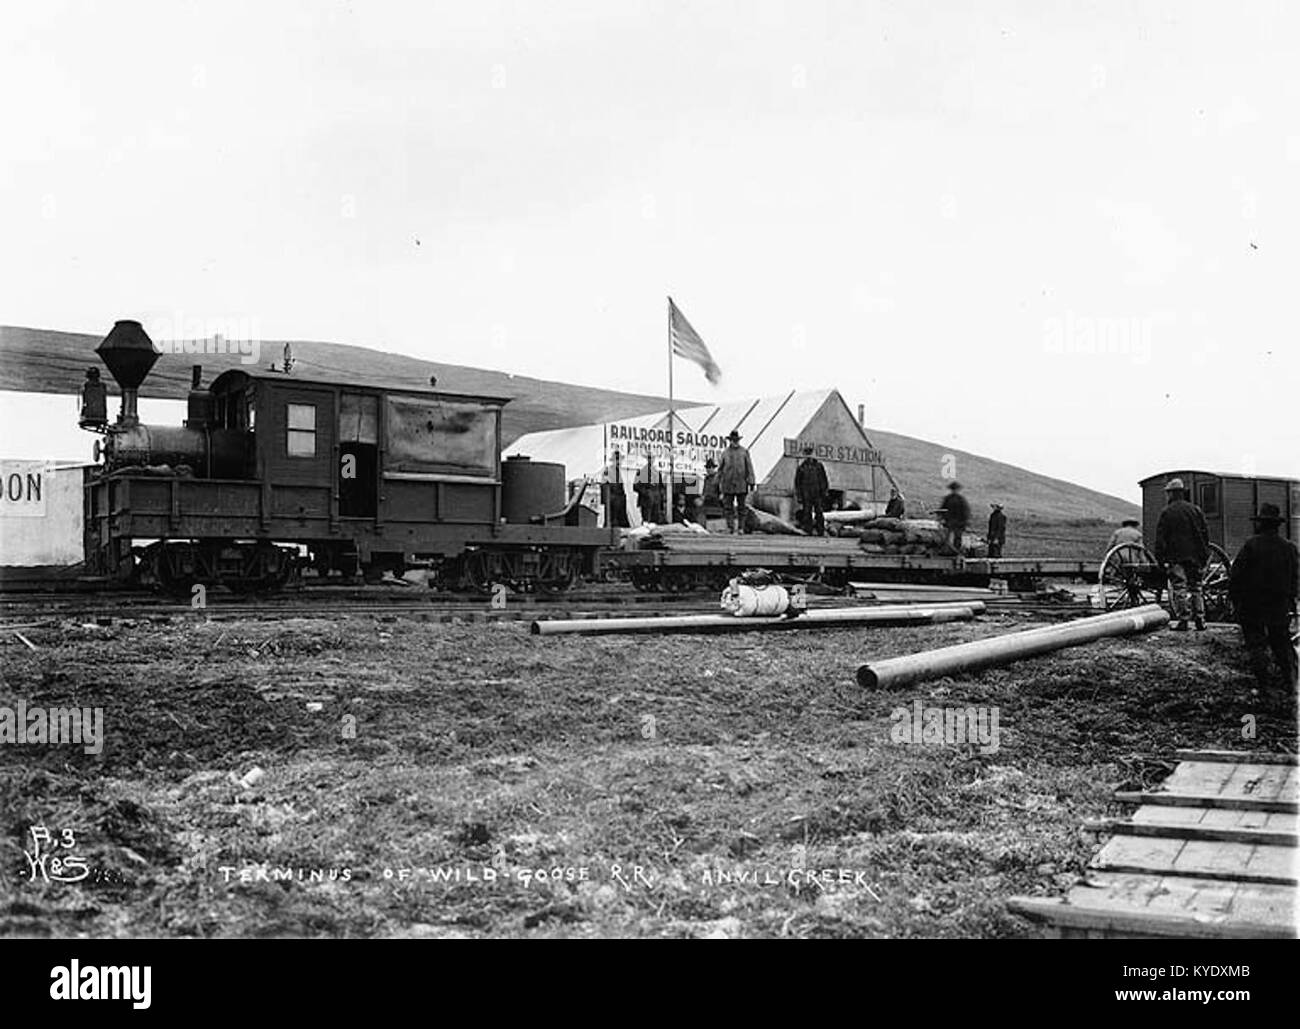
[1107,517,1143,552]
[1154,477,1210,631]
[1229,503,1299,690]
[794,443,829,536]
[716,429,755,534]
[987,503,1007,558]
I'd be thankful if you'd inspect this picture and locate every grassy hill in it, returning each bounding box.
[1,324,1137,551]
[863,426,1136,522]
[0,325,673,446]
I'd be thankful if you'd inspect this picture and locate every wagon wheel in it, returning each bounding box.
[1201,543,1233,623]
[1098,543,1163,611]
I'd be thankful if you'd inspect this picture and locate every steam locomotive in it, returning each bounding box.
[79,320,613,593]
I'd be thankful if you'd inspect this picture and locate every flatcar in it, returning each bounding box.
[79,320,613,593]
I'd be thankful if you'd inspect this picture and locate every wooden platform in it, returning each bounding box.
[1009,750,1299,938]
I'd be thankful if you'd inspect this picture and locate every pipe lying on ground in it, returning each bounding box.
[532,601,984,637]
[849,581,996,595]
[854,591,998,605]
[856,603,1169,690]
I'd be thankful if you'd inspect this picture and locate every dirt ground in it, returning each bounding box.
[1,609,1295,938]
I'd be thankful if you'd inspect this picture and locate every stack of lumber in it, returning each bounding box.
[1009,750,1298,939]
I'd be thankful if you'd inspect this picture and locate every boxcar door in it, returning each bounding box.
[338,392,379,518]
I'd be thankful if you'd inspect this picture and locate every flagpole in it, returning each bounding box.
[666,296,674,522]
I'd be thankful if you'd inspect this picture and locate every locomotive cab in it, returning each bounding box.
[79,319,613,592]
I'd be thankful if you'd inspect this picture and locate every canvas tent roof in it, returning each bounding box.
[504,388,896,492]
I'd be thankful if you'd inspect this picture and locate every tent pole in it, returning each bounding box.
[667,296,674,522]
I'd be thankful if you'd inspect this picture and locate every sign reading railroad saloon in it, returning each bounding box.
[783,438,882,465]
[605,422,728,474]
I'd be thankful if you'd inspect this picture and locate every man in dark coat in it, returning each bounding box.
[701,457,721,518]
[1229,503,1299,689]
[884,487,905,519]
[793,444,829,536]
[634,458,665,525]
[716,430,755,534]
[1154,477,1210,631]
[938,482,970,554]
[987,503,1007,558]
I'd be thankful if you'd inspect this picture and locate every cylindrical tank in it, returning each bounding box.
[103,424,246,477]
[501,455,566,524]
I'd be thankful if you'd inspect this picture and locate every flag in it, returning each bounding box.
[669,298,721,385]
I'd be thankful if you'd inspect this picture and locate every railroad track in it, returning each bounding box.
[0,580,1094,625]
[0,601,1092,632]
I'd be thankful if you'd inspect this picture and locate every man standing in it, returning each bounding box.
[939,482,970,554]
[1229,503,1299,690]
[885,487,905,519]
[634,457,665,525]
[701,457,722,520]
[716,429,755,535]
[794,444,829,536]
[602,449,630,529]
[1107,518,1143,551]
[1154,477,1210,631]
[987,503,1007,558]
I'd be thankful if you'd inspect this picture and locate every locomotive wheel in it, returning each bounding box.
[153,544,198,600]
[463,551,495,595]
[1098,543,1163,611]
[537,565,577,595]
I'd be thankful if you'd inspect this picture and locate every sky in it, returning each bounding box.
[2,0,1296,502]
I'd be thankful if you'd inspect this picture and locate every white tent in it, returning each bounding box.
[504,388,896,527]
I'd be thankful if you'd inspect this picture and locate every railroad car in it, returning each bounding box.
[1138,470,1298,555]
[79,320,612,593]
[1097,469,1299,618]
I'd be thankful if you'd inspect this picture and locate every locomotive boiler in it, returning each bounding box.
[79,320,612,593]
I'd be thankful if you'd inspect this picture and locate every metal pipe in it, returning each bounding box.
[856,603,1169,689]
[532,601,983,637]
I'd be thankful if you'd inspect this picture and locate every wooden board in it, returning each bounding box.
[1174,749,1298,766]
[1106,817,1298,847]
[1010,872,1296,939]
[1114,791,1298,814]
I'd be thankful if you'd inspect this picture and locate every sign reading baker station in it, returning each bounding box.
[783,438,882,465]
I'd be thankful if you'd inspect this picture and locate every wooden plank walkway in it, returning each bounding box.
[1009,750,1298,938]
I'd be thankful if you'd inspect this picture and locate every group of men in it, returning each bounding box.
[936,481,1007,557]
[1146,477,1298,690]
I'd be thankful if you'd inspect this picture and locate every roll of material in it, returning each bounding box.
[721,582,790,617]
[856,604,1169,690]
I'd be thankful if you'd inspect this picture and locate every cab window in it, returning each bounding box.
[287,403,317,457]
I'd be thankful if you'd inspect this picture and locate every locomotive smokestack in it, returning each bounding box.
[96,320,158,426]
